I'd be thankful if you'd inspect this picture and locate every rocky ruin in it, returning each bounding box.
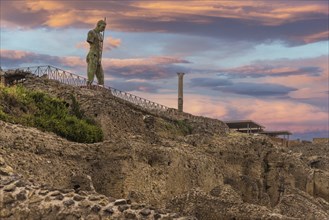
[0,75,328,219]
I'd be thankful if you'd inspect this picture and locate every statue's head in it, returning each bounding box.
[96,20,106,32]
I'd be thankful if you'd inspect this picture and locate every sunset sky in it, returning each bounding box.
[1,0,328,140]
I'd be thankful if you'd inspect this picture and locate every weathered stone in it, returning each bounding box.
[0,209,12,218]
[103,206,114,215]
[108,196,116,202]
[118,204,129,212]
[85,214,100,220]
[0,166,14,176]
[66,192,75,197]
[154,213,162,220]
[3,184,16,192]
[124,211,137,219]
[50,191,61,196]
[161,216,174,220]
[91,204,101,213]
[131,203,145,210]
[176,217,198,220]
[55,194,65,200]
[58,214,79,220]
[39,189,49,196]
[63,199,75,207]
[140,208,151,216]
[79,200,93,208]
[209,186,221,197]
[169,213,179,218]
[88,195,101,201]
[2,177,16,185]
[78,191,88,196]
[29,195,43,204]
[14,179,26,187]
[114,199,127,206]
[156,208,170,214]
[0,156,5,166]
[61,188,75,194]
[16,190,27,201]
[3,193,15,204]
[73,194,85,201]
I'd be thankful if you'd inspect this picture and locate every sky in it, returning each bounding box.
[0,0,328,141]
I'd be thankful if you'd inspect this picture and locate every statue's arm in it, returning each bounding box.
[87,30,95,44]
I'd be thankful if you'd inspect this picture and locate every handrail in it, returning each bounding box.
[6,65,171,113]
[4,65,227,125]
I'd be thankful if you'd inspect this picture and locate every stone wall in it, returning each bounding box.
[313,138,329,144]
[0,154,196,220]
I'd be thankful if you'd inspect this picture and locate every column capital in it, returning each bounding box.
[177,72,185,76]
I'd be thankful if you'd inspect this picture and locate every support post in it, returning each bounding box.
[177,72,185,112]
[0,70,5,87]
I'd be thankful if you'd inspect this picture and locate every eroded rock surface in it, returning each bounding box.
[0,76,328,219]
[0,154,194,220]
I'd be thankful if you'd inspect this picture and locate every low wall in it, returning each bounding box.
[313,138,329,144]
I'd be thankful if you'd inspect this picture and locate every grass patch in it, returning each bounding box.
[157,118,193,136]
[175,119,193,135]
[0,85,103,143]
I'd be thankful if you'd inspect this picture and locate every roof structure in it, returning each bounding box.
[224,120,264,129]
[224,120,265,133]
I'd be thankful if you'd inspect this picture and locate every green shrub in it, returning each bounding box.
[0,85,103,143]
[175,119,193,135]
[70,94,84,119]
[0,108,9,121]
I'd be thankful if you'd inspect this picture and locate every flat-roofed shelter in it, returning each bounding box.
[224,120,264,134]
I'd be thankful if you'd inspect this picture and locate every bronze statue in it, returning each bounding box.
[86,19,106,86]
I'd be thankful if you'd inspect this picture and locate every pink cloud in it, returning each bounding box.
[220,65,320,78]
[130,91,328,134]
[1,1,327,44]
[136,1,328,26]
[260,56,328,98]
[238,99,328,132]
[75,36,121,51]
[130,92,227,118]
[104,56,188,68]
[1,49,189,80]
[75,42,89,50]
[103,36,121,51]
[218,56,328,100]
[24,1,65,11]
[298,31,329,44]
[60,56,84,67]
[0,49,31,59]
[0,49,86,69]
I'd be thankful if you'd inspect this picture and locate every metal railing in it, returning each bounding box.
[14,65,88,87]
[5,65,227,126]
[6,65,173,113]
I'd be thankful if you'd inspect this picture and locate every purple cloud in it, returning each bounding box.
[218,65,322,78]
[1,1,328,45]
[107,80,161,93]
[216,82,297,97]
